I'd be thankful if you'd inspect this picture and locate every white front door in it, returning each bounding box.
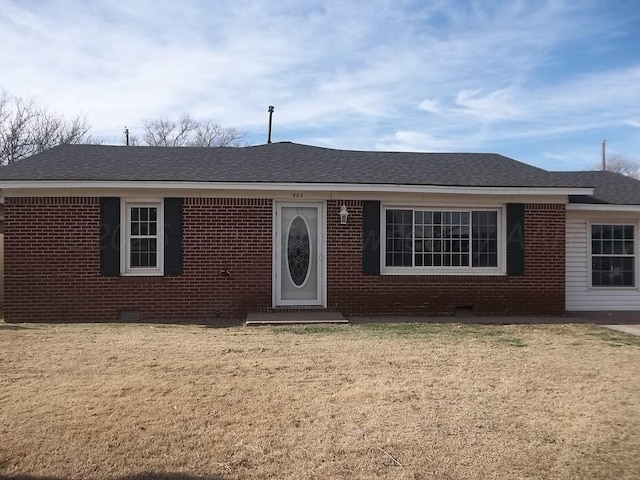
[275,203,325,306]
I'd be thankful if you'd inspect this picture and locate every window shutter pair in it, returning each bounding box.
[361,201,525,276]
[99,197,183,276]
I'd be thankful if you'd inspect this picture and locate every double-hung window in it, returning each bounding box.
[122,200,164,275]
[591,224,636,288]
[383,207,503,274]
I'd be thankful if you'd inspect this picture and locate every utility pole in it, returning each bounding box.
[125,127,130,146]
[602,139,606,171]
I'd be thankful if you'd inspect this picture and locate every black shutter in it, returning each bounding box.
[506,203,525,276]
[362,201,381,275]
[100,197,121,276]
[164,198,183,275]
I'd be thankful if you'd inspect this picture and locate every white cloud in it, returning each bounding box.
[454,88,524,121]
[418,98,440,114]
[375,131,459,152]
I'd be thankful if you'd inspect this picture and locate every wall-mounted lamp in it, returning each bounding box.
[339,205,350,225]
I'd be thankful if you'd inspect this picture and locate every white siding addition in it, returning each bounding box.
[566,210,640,311]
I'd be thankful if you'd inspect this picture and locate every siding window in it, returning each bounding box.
[383,207,503,275]
[123,200,164,275]
[591,224,635,287]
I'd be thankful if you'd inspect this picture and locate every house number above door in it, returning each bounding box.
[287,216,311,287]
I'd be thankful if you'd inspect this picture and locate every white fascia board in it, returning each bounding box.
[567,203,640,212]
[0,180,594,196]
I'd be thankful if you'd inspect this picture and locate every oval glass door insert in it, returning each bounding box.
[287,216,311,287]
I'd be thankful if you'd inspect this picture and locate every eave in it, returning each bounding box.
[0,180,595,197]
[567,203,640,212]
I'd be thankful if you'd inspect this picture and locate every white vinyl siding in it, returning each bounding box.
[566,212,640,311]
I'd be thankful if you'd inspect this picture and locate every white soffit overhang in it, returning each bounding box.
[0,180,595,197]
[567,203,640,212]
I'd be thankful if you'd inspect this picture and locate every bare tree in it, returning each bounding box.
[604,154,640,179]
[0,90,97,165]
[0,93,37,164]
[192,123,245,147]
[139,113,246,147]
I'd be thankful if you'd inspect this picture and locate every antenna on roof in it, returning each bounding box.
[601,139,606,171]
[267,106,274,144]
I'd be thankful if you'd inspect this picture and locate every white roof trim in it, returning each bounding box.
[0,180,594,196]
[567,203,640,212]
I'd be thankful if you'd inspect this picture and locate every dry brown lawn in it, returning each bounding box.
[0,321,639,480]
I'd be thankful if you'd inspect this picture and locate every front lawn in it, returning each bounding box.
[1,321,638,479]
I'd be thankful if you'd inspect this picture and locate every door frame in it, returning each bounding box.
[273,201,327,307]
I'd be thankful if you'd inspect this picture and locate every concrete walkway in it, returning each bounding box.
[599,324,640,336]
[241,311,640,336]
[572,311,640,336]
[572,311,640,324]
[348,311,640,336]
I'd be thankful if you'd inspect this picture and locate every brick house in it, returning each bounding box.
[0,142,638,323]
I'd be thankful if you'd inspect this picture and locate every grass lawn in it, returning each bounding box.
[0,321,639,480]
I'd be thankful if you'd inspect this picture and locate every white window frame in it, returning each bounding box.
[588,221,638,290]
[120,198,164,276]
[380,205,506,276]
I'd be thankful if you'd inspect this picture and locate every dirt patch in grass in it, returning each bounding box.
[0,321,638,480]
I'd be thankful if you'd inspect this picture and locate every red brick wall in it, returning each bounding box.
[4,197,565,322]
[4,197,272,322]
[326,200,566,316]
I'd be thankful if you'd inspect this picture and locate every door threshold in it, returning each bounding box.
[246,311,347,325]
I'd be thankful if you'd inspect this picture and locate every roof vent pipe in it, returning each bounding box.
[267,106,274,144]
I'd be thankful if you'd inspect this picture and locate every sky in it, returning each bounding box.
[1,0,639,171]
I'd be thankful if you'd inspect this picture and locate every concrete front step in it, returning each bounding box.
[246,311,348,325]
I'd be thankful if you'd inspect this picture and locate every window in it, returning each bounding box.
[100,197,182,277]
[591,224,636,287]
[383,207,501,274]
[123,201,163,275]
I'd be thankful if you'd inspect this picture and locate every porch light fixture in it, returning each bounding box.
[339,205,349,224]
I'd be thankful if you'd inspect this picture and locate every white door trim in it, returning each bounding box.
[273,201,326,307]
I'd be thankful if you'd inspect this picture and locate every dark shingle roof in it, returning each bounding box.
[1,143,638,205]
[554,171,640,205]
[0,142,560,187]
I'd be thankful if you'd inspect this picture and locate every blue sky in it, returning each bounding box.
[1,0,639,170]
